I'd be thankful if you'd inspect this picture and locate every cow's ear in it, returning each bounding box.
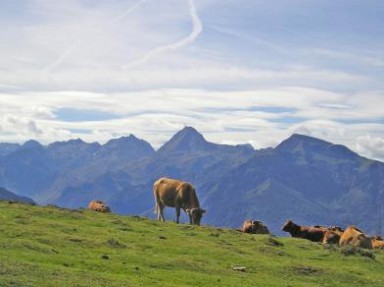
[201,209,206,214]
[186,209,191,214]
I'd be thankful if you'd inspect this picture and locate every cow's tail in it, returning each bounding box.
[153,180,160,217]
[154,202,159,216]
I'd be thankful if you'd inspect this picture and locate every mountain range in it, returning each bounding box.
[0,126,383,235]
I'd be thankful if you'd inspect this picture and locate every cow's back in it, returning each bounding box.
[339,226,372,249]
[154,177,181,207]
[372,237,384,249]
[88,200,111,213]
[303,227,324,242]
[322,230,341,244]
[177,182,200,208]
[154,177,199,209]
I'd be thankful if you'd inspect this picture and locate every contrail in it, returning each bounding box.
[43,42,79,73]
[110,0,148,25]
[123,0,203,69]
[208,24,287,54]
[43,0,147,73]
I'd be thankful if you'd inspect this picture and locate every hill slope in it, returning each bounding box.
[0,201,383,287]
[0,187,35,204]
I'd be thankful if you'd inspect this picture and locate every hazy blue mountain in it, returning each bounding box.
[201,134,384,235]
[0,140,56,198]
[0,187,35,204]
[146,126,255,182]
[99,135,155,161]
[37,135,155,206]
[0,143,21,156]
[49,127,255,216]
[0,128,382,236]
[46,139,101,170]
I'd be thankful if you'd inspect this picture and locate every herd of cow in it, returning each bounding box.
[88,177,384,250]
[281,220,384,249]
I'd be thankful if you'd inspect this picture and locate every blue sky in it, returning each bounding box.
[0,0,383,161]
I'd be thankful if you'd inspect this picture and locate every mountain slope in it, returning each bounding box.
[0,143,21,156]
[201,134,384,234]
[146,126,255,182]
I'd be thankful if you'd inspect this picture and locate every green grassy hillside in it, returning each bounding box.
[0,201,383,287]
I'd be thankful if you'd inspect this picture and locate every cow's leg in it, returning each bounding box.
[158,204,165,222]
[186,209,192,224]
[176,207,181,224]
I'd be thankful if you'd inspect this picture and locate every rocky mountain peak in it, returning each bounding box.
[158,126,214,154]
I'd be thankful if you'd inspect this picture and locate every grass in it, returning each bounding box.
[0,201,383,286]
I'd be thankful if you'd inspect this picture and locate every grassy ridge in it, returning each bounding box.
[0,201,383,287]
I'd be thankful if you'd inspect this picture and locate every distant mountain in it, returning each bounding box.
[46,139,101,170]
[99,135,155,161]
[0,187,35,204]
[0,139,55,198]
[202,134,384,234]
[0,143,21,156]
[146,126,254,182]
[0,128,383,235]
[157,126,216,154]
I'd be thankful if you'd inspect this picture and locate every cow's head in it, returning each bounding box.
[281,220,293,231]
[251,220,263,228]
[186,208,206,225]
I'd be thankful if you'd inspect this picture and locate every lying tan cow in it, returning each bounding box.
[153,177,205,225]
[238,220,270,234]
[88,200,111,213]
[371,236,384,249]
[281,220,324,242]
[339,226,372,249]
[322,226,344,245]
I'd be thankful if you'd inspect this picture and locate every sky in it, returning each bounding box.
[0,0,383,161]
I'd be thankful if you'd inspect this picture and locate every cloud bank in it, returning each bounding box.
[0,0,383,161]
[1,87,383,161]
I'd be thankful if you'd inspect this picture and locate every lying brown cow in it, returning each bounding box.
[339,226,372,249]
[371,236,384,249]
[238,220,270,234]
[281,220,324,242]
[153,177,206,225]
[322,226,344,245]
[88,200,111,213]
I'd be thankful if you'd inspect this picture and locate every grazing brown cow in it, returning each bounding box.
[281,220,324,242]
[153,177,205,225]
[238,220,270,234]
[339,226,372,249]
[371,236,384,249]
[322,226,344,245]
[88,200,111,213]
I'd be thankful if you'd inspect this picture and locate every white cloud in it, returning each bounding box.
[2,115,43,136]
[356,135,384,161]
[0,87,383,162]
